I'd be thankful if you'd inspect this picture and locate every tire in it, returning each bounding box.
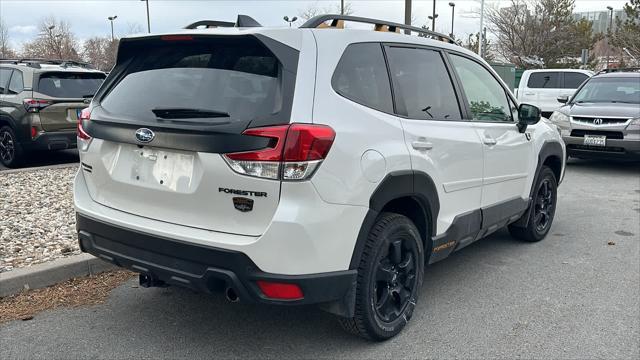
[0,126,24,168]
[508,166,557,242]
[339,212,424,341]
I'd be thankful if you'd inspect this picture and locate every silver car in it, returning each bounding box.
[550,71,640,160]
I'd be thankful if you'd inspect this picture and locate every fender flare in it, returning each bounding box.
[349,170,440,270]
[513,140,564,227]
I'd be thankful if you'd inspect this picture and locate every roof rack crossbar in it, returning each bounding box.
[184,15,262,29]
[0,58,93,69]
[595,67,640,75]
[184,20,236,29]
[300,14,456,44]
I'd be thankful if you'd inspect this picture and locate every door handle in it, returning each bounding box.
[412,141,433,150]
[483,138,497,146]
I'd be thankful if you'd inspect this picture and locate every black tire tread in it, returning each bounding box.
[339,212,420,341]
[508,166,557,242]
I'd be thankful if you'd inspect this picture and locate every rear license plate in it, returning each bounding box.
[583,135,606,147]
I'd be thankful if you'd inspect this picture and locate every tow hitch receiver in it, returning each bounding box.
[139,273,168,288]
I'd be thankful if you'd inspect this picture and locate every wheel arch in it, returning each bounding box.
[349,170,440,269]
[512,140,564,228]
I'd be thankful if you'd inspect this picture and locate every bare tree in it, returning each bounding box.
[487,0,581,68]
[0,18,16,58]
[611,0,640,62]
[298,1,354,21]
[83,36,118,71]
[21,16,81,60]
[125,22,144,36]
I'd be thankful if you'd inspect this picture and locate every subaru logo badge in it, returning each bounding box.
[593,118,603,125]
[135,128,155,143]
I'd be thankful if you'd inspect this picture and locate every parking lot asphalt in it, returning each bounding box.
[1,159,639,359]
[0,149,79,171]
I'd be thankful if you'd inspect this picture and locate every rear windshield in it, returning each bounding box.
[37,72,105,98]
[100,37,285,123]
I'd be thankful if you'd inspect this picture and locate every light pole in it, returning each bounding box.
[107,16,118,42]
[479,0,485,57]
[341,0,344,15]
[606,6,613,70]
[431,0,437,31]
[428,15,439,31]
[449,2,455,37]
[141,0,151,33]
[283,16,297,27]
[404,0,412,34]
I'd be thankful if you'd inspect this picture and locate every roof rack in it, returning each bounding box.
[0,58,94,69]
[184,15,262,29]
[595,67,640,75]
[300,14,456,45]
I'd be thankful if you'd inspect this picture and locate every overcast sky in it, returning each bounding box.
[0,0,628,48]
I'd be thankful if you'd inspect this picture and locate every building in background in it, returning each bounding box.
[573,9,627,34]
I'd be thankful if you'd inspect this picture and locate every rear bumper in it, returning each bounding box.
[76,214,357,307]
[563,136,640,160]
[23,131,77,151]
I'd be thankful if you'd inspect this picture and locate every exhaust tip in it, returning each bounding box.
[225,287,239,302]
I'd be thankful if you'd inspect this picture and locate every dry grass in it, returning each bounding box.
[0,270,135,323]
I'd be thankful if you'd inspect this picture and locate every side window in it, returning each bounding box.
[450,54,512,122]
[331,43,394,114]
[385,46,461,120]
[563,72,589,89]
[0,68,12,94]
[527,72,560,89]
[7,70,24,94]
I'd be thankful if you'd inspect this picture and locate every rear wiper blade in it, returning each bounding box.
[152,107,230,119]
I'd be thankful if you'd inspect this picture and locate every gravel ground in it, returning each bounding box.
[0,166,79,272]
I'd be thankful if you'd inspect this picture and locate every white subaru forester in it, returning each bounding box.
[74,15,565,341]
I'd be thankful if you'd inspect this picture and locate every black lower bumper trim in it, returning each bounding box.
[76,214,357,306]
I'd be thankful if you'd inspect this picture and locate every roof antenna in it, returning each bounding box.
[236,15,261,27]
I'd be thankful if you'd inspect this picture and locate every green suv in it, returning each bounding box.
[0,59,106,167]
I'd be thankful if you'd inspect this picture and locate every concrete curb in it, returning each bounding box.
[0,254,115,298]
[0,162,78,175]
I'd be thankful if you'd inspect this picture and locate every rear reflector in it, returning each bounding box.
[256,281,304,300]
[223,124,335,181]
[30,126,38,139]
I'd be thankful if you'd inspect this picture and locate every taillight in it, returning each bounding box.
[77,108,92,151]
[223,124,335,181]
[256,281,304,300]
[23,99,51,113]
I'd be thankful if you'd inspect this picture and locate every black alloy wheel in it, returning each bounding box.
[373,239,418,323]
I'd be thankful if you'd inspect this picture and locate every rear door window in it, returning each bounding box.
[527,72,560,89]
[331,43,394,114]
[8,70,24,94]
[563,72,589,89]
[100,36,289,124]
[385,46,461,120]
[37,72,105,98]
[0,68,12,94]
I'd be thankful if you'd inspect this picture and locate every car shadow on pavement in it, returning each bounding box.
[75,229,526,353]
[566,158,640,174]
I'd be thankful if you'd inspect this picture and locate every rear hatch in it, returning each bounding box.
[34,72,106,131]
[81,34,299,236]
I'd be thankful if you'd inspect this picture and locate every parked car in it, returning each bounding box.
[549,70,640,160]
[73,15,565,341]
[0,59,106,167]
[516,69,594,118]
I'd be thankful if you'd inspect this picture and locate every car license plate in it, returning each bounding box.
[583,135,606,147]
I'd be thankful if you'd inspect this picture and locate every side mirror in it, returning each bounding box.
[517,103,541,133]
[557,95,569,104]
